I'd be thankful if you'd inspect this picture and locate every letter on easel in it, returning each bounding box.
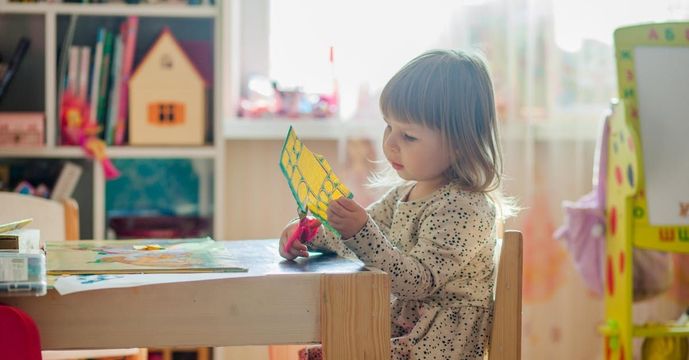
[649,28,659,40]
[680,202,689,218]
[659,228,676,242]
[678,228,689,242]
[665,28,675,41]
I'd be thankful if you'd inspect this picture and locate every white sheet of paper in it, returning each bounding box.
[634,46,689,225]
[53,272,256,295]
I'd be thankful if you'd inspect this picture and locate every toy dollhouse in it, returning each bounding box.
[128,28,207,146]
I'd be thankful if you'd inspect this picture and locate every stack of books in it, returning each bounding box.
[62,17,139,145]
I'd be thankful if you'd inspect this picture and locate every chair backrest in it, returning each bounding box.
[489,230,523,360]
[0,192,79,241]
[0,305,42,360]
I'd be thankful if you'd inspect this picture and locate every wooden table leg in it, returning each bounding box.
[321,271,391,359]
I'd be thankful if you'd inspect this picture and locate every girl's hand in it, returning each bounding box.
[327,197,368,239]
[279,221,310,260]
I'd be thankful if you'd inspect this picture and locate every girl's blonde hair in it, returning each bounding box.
[377,49,515,217]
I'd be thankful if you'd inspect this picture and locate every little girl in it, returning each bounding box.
[280,49,510,360]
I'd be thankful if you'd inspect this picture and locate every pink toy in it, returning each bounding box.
[555,110,670,300]
[60,91,120,180]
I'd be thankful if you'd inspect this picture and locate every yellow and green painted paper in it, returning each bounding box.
[601,22,689,360]
[279,126,353,233]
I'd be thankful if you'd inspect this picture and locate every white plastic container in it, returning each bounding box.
[0,251,47,296]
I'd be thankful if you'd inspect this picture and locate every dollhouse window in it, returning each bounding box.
[161,54,173,69]
[148,102,185,126]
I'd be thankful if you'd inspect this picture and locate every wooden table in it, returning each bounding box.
[4,240,391,359]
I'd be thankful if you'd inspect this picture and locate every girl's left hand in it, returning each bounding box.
[327,197,368,239]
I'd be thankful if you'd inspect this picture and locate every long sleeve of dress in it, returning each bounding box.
[343,191,495,305]
[306,187,401,257]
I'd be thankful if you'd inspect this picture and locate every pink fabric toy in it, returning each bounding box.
[60,91,120,180]
[554,112,610,295]
[555,109,671,300]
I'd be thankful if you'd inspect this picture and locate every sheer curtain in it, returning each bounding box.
[266,1,689,358]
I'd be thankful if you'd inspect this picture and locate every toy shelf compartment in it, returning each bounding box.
[0,13,46,114]
[55,15,216,147]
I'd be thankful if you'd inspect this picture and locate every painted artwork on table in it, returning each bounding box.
[279,126,353,231]
[46,238,247,275]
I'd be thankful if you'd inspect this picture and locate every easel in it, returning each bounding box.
[600,22,689,359]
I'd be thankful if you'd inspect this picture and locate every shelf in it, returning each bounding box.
[0,146,217,159]
[224,118,385,140]
[0,3,217,18]
[634,324,689,338]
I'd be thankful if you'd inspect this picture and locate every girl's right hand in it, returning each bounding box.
[279,221,310,260]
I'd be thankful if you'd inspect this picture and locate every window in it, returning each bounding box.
[263,0,689,123]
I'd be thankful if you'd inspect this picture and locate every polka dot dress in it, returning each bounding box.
[306,182,497,359]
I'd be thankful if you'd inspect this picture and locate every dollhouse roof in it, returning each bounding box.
[129,27,208,88]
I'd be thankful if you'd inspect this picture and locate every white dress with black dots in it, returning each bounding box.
[307,182,496,360]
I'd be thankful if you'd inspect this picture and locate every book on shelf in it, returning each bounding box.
[66,45,92,101]
[105,34,123,145]
[66,46,79,94]
[78,46,91,101]
[115,16,139,146]
[96,30,114,137]
[88,28,105,129]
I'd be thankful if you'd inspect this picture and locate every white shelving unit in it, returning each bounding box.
[0,1,225,240]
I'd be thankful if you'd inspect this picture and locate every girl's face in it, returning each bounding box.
[383,117,452,189]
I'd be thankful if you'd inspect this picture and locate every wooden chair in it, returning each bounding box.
[0,192,79,242]
[488,230,523,360]
[269,230,524,360]
[0,191,146,360]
